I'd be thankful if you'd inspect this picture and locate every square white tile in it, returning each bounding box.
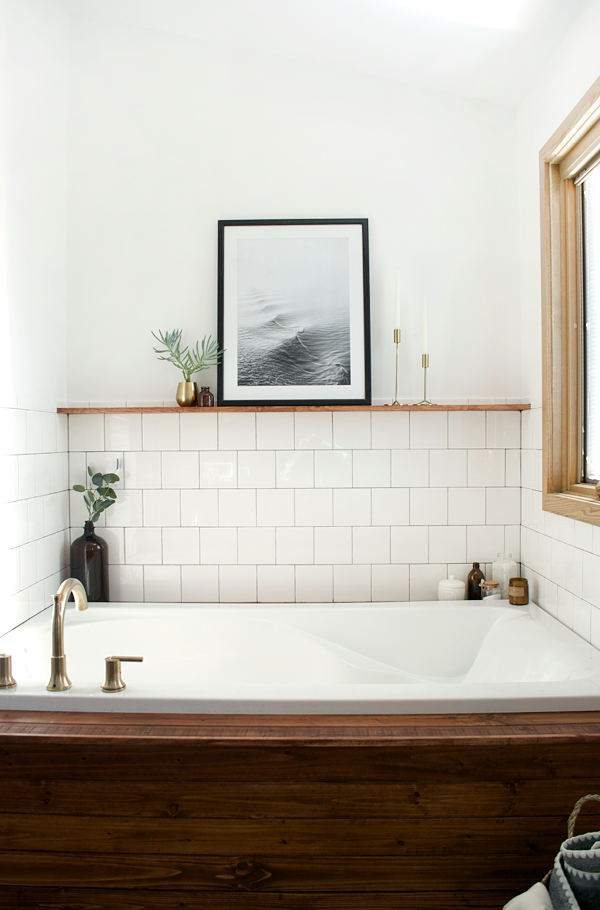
[257,565,295,602]
[26,411,44,453]
[409,488,447,525]
[333,412,370,449]
[124,451,161,489]
[372,564,409,602]
[163,527,200,564]
[238,527,276,564]
[27,498,44,541]
[429,450,467,487]
[181,565,219,602]
[466,525,506,563]
[448,487,486,525]
[257,489,295,526]
[468,449,505,487]
[200,527,237,564]
[125,527,162,564]
[142,490,180,527]
[371,411,409,449]
[105,413,142,451]
[142,413,179,451]
[314,450,352,487]
[573,596,591,642]
[34,454,52,497]
[429,526,467,563]
[180,412,218,450]
[50,452,68,493]
[18,454,36,499]
[0,409,26,455]
[521,408,533,449]
[42,411,57,454]
[180,489,219,527]
[162,451,199,489]
[295,565,333,602]
[409,564,447,601]
[391,450,429,487]
[256,412,294,450]
[218,412,256,450]
[276,451,314,488]
[334,565,371,602]
[295,412,332,449]
[219,489,256,526]
[68,451,86,490]
[219,565,257,602]
[108,565,144,602]
[105,490,143,527]
[276,527,313,564]
[333,488,371,526]
[144,565,181,602]
[486,488,521,525]
[43,493,59,537]
[238,451,276,488]
[371,488,409,526]
[36,536,52,581]
[410,411,447,449]
[391,526,429,563]
[448,411,485,448]
[314,527,352,564]
[353,526,390,564]
[200,451,238,488]
[506,449,521,487]
[486,411,520,448]
[99,527,124,564]
[295,489,333,526]
[352,449,390,487]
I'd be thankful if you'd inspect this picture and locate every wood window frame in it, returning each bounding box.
[541,75,600,526]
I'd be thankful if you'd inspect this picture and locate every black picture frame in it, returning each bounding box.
[217,219,371,407]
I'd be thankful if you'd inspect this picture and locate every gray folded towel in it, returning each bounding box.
[549,829,600,909]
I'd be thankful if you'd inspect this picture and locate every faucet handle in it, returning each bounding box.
[0,654,16,689]
[101,655,143,692]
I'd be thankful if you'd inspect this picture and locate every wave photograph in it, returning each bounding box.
[236,237,351,387]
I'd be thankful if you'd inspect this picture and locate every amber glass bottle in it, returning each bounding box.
[70,521,109,601]
[198,386,214,407]
[467,562,484,600]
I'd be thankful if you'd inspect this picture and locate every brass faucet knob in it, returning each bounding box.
[0,654,16,689]
[101,655,143,692]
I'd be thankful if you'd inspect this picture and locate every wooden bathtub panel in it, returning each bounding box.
[0,851,547,891]
[0,777,593,819]
[1,741,599,781]
[0,887,524,909]
[0,813,587,856]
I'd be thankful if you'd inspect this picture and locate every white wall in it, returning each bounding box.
[66,16,521,407]
[517,0,600,647]
[2,0,69,411]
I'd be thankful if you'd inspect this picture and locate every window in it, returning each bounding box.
[541,75,600,524]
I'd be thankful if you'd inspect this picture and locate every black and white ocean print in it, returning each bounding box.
[237,237,351,386]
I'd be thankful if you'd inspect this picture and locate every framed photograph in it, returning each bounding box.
[217,219,371,406]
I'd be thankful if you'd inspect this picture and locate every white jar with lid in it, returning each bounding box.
[437,575,466,601]
[492,553,518,599]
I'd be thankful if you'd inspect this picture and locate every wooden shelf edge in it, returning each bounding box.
[58,404,531,414]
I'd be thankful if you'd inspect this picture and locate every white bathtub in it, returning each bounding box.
[0,600,599,713]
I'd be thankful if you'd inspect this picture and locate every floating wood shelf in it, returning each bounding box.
[58,404,530,414]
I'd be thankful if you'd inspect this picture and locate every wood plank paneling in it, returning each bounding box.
[0,814,585,856]
[0,853,547,891]
[0,778,591,819]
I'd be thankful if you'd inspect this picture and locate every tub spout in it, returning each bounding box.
[46,578,88,691]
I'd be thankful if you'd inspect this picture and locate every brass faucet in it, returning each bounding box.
[46,578,88,691]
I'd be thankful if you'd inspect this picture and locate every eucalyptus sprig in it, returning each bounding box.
[73,465,120,524]
[151,329,224,382]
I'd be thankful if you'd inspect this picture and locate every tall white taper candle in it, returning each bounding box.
[422,295,428,354]
[395,270,401,329]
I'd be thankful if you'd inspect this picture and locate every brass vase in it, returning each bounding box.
[176,381,198,407]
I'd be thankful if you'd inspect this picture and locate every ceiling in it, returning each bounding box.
[65,0,591,107]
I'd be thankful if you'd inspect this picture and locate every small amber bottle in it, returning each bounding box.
[198,386,214,407]
[467,562,484,600]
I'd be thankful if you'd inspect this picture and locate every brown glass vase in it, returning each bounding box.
[198,386,214,407]
[70,521,109,602]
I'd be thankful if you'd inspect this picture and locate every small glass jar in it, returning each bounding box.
[198,386,214,407]
[480,579,501,600]
[508,577,529,606]
[492,552,518,599]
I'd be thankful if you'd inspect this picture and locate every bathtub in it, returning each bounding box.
[0,600,599,713]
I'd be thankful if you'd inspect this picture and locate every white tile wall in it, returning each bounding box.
[60,409,529,608]
[1,408,70,635]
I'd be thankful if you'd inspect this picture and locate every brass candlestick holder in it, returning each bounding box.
[387,329,406,406]
[416,354,433,406]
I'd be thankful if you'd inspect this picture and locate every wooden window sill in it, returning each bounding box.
[57,404,531,414]
[544,489,600,525]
